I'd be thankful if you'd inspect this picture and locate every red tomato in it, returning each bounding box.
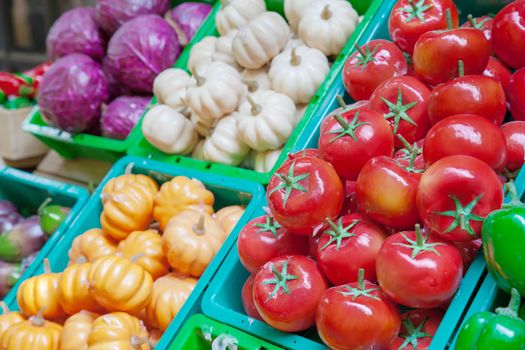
[316,269,401,350]
[341,180,359,215]
[308,234,321,260]
[427,74,506,126]
[483,56,513,93]
[253,255,328,332]
[390,309,444,350]
[241,275,262,321]
[388,0,459,54]
[492,1,525,69]
[501,121,525,172]
[318,105,394,181]
[508,68,525,121]
[267,157,344,235]
[423,114,508,171]
[237,215,310,274]
[342,39,408,101]
[416,155,503,241]
[462,15,493,48]
[376,225,463,308]
[454,238,482,270]
[287,148,321,161]
[369,76,431,147]
[394,139,426,171]
[413,26,490,86]
[357,156,422,229]
[317,213,387,285]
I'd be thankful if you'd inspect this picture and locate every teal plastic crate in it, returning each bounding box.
[22,0,218,163]
[128,0,381,185]
[13,156,264,349]
[0,166,88,309]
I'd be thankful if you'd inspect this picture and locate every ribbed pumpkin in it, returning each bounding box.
[148,328,163,348]
[0,302,25,338]
[88,256,153,314]
[145,273,197,331]
[87,312,150,350]
[60,311,99,350]
[101,182,154,241]
[17,259,66,319]
[69,228,117,263]
[58,258,104,315]
[162,210,226,277]
[117,229,169,280]
[214,205,245,234]
[154,176,214,230]
[0,309,62,350]
[102,173,158,204]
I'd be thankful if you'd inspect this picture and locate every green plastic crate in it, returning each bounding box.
[0,166,88,309]
[128,0,380,185]
[13,155,264,349]
[170,314,282,350]
[22,0,218,163]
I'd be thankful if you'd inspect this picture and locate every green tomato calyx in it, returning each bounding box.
[354,44,378,70]
[393,224,445,258]
[381,88,418,136]
[254,216,282,238]
[327,111,370,143]
[435,194,484,237]
[263,261,298,302]
[338,268,380,301]
[320,217,358,251]
[403,0,433,23]
[397,317,432,350]
[270,161,310,207]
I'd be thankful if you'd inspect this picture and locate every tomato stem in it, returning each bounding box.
[458,60,464,77]
[333,114,350,130]
[415,224,424,247]
[325,217,339,232]
[397,134,413,152]
[354,44,367,58]
[408,0,418,11]
[321,4,332,20]
[336,95,346,108]
[264,261,299,302]
[467,14,476,26]
[280,174,293,186]
[290,47,301,66]
[446,8,453,30]
[459,213,467,231]
[495,288,522,319]
[246,95,262,116]
[357,268,365,290]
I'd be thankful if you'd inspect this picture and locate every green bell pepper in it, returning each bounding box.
[482,181,525,295]
[455,288,525,349]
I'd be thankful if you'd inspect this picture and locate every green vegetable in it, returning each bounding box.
[38,198,69,236]
[455,288,525,349]
[4,96,33,110]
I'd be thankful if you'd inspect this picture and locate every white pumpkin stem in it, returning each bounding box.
[193,70,206,86]
[193,215,206,235]
[31,308,46,327]
[131,336,148,348]
[43,258,52,274]
[0,302,9,314]
[245,95,262,116]
[321,5,332,20]
[242,79,259,93]
[290,48,301,66]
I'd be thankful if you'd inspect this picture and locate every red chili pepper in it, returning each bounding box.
[0,73,34,98]
[23,62,51,91]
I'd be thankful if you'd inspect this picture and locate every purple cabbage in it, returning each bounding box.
[0,201,21,233]
[46,7,106,61]
[165,2,212,46]
[0,216,46,262]
[0,261,22,298]
[101,96,151,140]
[105,15,181,94]
[95,0,169,35]
[38,53,109,133]
[102,57,131,99]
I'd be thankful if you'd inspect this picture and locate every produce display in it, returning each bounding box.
[0,63,50,110]
[142,0,361,173]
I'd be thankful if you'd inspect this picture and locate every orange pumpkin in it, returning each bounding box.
[58,258,104,315]
[60,311,99,350]
[87,312,150,350]
[148,328,163,348]
[101,182,155,241]
[117,229,169,280]
[69,228,117,263]
[88,256,153,314]
[0,309,62,350]
[17,259,66,319]
[145,273,197,331]
[162,210,226,277]
[214,205,245,234]
[154,176,214,230]
[0,302,25,337]
[102,173,158,204]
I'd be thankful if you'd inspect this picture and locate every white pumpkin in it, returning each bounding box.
[213,30,241,70]
[188,36,217,73]
[153,68,195,111]
[296,103,308,122]
[254,148,283,173]
[269,45,330,104]
[232,12,290,69]
[216,0,266,35]
[191,112,214,137]
[192,139,207,160]
[203,114,250,166]
[241,67,271,95]
[142,105,198,155]
[237,90,296,151]
[284,0,316,32]
[285,32,306,50]
[298,0,359,56]
[187,61,244,126]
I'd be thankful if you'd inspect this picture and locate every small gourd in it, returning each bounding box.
[187,61,244,126]
[117,229,169,280]
[69,228,117,263]
[241,67,271,95]
[232,12,290,69]
[269,46,330,104]
[60,311,99,350]
[162,210,226,277]
[284,0,316,32]
[213,30,241,70]
[87,256,153,314]
[87,312,150,350]
[237,90,297,151]
[100,182,154,241]
[298,0,359,56]
[154,176,214,230]
[253,148,283,173]
[188,36,217,73]
[102,172,158,205]
[203,114,250,166]
[0,302,25,337]
[153,68,195,111]
[142,104,198,155]
[145,273,198,331]
[214,205,245,234]
[216,0,266,35]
